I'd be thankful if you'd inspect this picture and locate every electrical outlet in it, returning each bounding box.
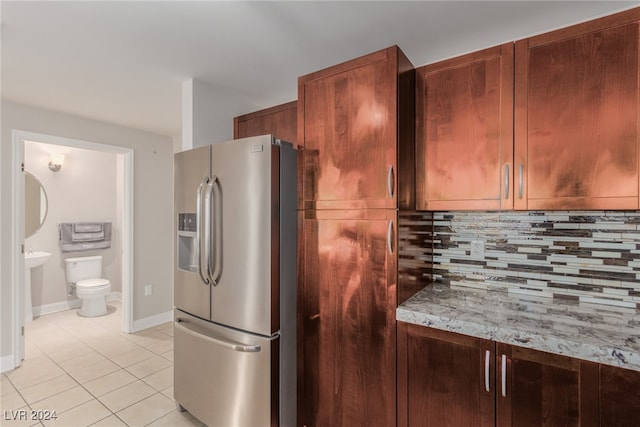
[144,285,152,296]
[470,240,485,259]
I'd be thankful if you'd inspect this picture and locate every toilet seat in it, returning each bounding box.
[77,278,110,289]
[76,278,111,299]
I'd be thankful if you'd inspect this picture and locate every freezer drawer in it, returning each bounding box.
[174,310,279,427]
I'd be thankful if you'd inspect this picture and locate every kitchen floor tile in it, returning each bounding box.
[115,393,175,427]
[0,391,28,412]
[147,409,205,427]
[82,369,137,397]
[19,374,77,405]
[145,340,173,355]
[97,380,156,413]
[65,358,120,384]
[141,367,172,391]
[87,414,127,427]
[5,302,184,427]
[1,374,17,397]
[0,406,41,427]
[5,356,65,390]
[29,386,93,415]
[110,348,155,368]
[125,356,171,379]
[42,399,111,427]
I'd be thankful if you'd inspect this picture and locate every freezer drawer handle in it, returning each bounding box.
[175,318,261,353]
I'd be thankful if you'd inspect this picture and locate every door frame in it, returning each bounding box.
[10,129,134,368]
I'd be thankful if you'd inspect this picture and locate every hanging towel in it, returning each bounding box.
[72,230,105,242]
[73,223,103,233]
[59,222,112,252]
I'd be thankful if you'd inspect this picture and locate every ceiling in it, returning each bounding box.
[2,1,638,140]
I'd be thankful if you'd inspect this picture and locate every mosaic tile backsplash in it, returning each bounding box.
[398,210,640,310]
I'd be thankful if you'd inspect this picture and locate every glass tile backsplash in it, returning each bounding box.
[398,211,640,310]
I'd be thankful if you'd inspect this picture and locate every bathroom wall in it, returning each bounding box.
[1,101,174,365]
[398,211,640,310]
[24,141,121,311]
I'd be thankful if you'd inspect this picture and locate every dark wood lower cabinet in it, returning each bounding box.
[397,323,495,427]
[497,343,599,427]
[398,322,609,427]
[600,365,640,427]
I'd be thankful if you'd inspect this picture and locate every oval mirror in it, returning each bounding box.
[25,171,48,238]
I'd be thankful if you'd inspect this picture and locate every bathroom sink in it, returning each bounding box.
[24,251,51,269]
[24,251,51,323]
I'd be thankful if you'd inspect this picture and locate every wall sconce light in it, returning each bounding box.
[48,153,64,172]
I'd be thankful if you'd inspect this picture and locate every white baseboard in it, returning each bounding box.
[33,299,81,317]
[1,355,16,373]
[131,310,173,333]
[33,292,123,317]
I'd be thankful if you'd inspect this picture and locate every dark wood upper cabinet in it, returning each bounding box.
[515,8,640,210]
[416,43,514,211]
[298,46,415,210]
[496,343,599,427]
[397,323,495,427]
[233,101,297,143]
[302,209,397,427]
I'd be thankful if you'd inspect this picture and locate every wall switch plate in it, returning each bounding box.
[144,285,152,296]
[470,240,485,259]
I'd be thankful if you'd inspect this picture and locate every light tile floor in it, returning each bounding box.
[1,302,205,427]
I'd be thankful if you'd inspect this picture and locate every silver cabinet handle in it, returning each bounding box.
[518,163,523,199]
[208,176,222,286]
[387,220,394,255]
[175,318,261,353]
[196,178,210,286]
[504,164,510,199]
[387,165,394,199]
[485,350,491,392]
[501,354,507,397]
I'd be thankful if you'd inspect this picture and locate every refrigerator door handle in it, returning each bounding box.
[196,177,211,286]
[175,318,261,353]
[209,176,222,286]
[204,176,217,285]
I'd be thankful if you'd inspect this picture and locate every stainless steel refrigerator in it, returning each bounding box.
[173,135,297,427]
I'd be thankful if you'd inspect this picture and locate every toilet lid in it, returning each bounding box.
[77,278,110,288]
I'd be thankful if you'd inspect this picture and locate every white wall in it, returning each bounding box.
[24,141,120,309]
[1,101,174,360]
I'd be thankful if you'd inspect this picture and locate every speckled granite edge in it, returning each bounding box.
[396,284,640,371]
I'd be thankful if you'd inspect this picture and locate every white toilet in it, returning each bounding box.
[64,255,111,317]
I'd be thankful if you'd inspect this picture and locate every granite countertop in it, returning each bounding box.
[396,283,640,371]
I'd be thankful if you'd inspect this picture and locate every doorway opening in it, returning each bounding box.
[11,130,134,368]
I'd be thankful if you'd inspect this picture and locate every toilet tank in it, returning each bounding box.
[65,255,103,283]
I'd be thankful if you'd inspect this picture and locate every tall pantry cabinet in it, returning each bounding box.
[298,45,414,427]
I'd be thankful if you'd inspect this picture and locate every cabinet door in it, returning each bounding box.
[397,323,495,427]
[497,344,599,427]
[299,47,399,210]
[600,364,640,427]
[301,209,397,427]
[416,43,514,210]
[233,101,297,144]
[515,12,640,210]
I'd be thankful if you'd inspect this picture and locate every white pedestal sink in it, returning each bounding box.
[24,251,51,323]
